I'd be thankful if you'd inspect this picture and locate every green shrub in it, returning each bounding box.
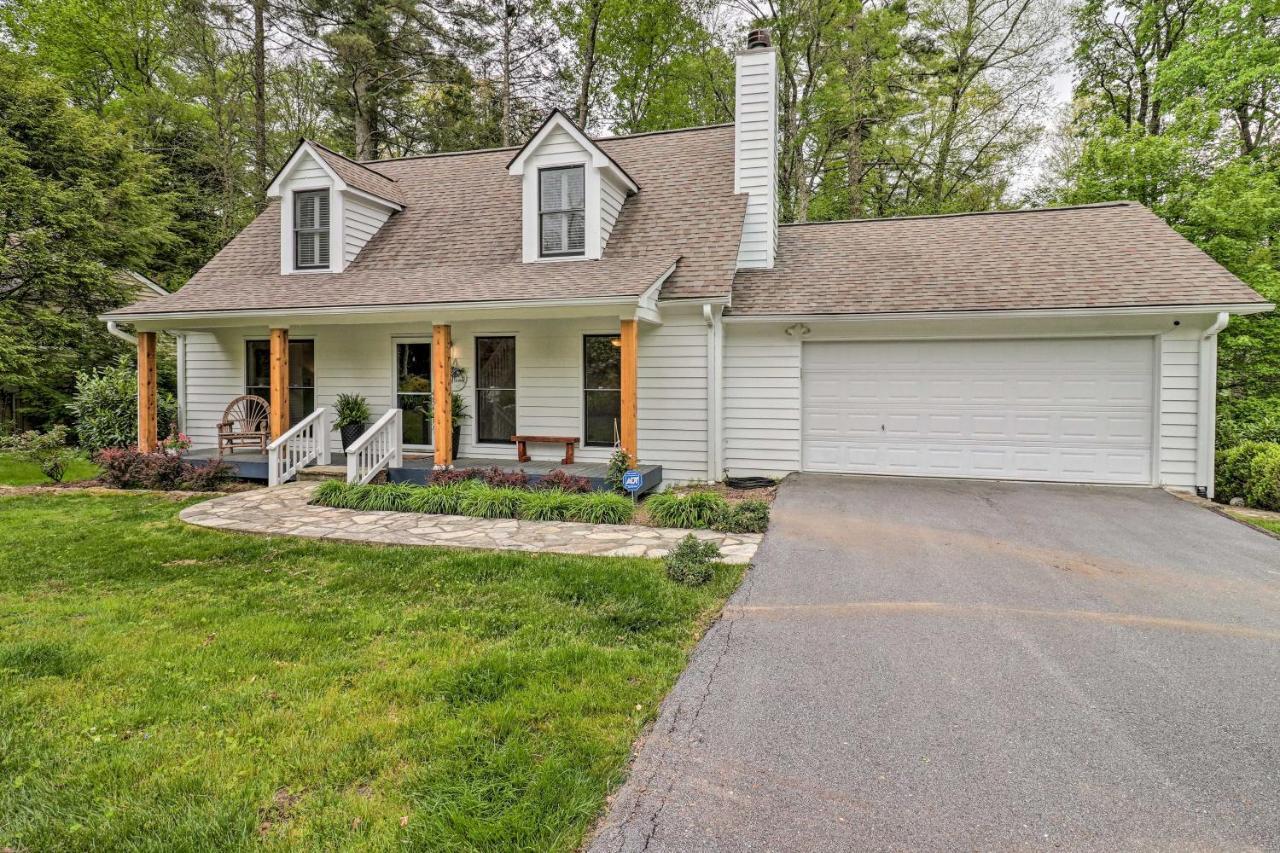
[714,499,770,534]
[460,486,523,519]
[1244,445,1280,511]
[604,449,631,493]
[1216,441,1276,503]
[645,489,730,529]
[1217,398,1280,448]
[518,489,579,521]
[0,426,77,483]
[569,492,634,525]
[69,360,177,451]
[664,534,720,586]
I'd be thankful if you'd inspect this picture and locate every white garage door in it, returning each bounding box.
[801,338,1154,484]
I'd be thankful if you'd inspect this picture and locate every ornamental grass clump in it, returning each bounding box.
[644,489,730,530]
[568,492,634,525]
[664,534,721,586]
[460,485,524,519]
[517,489,580,521]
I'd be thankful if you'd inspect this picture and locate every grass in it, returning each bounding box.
[0,491,742,851]
[312,480,635,526]
[0,452,99,486]
[1228,511,1280,537]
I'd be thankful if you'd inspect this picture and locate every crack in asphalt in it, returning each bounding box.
[607,565,758,853]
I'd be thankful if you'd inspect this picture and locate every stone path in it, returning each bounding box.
[179,482,762,563]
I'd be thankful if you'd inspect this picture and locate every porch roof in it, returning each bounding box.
[103,253,678,320]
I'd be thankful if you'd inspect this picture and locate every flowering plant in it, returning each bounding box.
[160,423,191,454]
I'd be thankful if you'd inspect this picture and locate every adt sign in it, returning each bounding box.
[622,470,643,493]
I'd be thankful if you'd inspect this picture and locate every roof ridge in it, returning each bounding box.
[780,202,1135,227]
[361,121,734,165]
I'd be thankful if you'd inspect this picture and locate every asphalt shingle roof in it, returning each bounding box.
[729,202,1269,316]
[109,125,743,317]
[309,142,406,207]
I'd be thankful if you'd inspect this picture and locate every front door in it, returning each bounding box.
[395,340,432,447]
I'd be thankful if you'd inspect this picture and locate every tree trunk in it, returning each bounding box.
[576,0,603,127]
[354,73,375,160]
[500,6,513,146]
[252,0,268,200]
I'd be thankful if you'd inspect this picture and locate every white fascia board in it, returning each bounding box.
[266,142,349,198]
[722,303,1275,323]
[100,294,645,325]
[122,270,169,296]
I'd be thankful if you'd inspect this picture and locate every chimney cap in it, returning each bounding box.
[746,29,772,49]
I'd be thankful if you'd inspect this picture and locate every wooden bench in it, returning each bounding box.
[511,435,580,465]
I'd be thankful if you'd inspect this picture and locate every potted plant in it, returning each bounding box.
[450,392,469,451]
[333,393,371,449]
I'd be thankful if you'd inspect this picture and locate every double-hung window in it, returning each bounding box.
[246,339,315,427]
[294,189,330,269]
[539,166,585,257]
[583,335,621,447]
[475,336,517,443]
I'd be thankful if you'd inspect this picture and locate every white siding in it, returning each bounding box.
[734,47,778,269]
[176,316,712,482]
[183,330,245,451]
[638,306,710,483]
[1158,328,1201,490]
[599,178,626,251]
[343,195,393,265]
[287,152,328,184]
[722,324,802,477]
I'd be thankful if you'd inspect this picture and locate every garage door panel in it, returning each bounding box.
[801,339,1154,485]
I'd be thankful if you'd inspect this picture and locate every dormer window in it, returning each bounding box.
[294,189,331,270]
[539,166,586,257]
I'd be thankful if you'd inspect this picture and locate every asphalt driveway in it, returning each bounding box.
[589,474,1280,851]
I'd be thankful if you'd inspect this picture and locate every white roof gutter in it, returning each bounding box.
[105,320,137,345]
[722,303,1274,323]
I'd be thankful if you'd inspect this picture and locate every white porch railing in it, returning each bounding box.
[346,408,403,484]
[267,406,330,486]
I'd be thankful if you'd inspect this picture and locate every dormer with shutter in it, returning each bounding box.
[506,110,639,263]
[266,140,405,275]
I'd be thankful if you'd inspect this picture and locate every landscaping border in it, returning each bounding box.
[180,482,762,562]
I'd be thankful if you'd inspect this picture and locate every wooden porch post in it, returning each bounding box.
[620,319,638,464]
[432,324,453,467]
[269,327,290,439]
[137,331,157,452]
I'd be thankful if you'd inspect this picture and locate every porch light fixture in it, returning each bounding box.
[609,337,621,347]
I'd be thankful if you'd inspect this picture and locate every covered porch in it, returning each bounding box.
[130,300,687,487]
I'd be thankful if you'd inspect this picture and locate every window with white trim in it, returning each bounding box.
[539,166,585,257]
[294,190,330,269]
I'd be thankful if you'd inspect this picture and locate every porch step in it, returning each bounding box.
[296,465,349,482]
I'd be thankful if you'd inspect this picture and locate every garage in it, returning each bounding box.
[801,337,1155,484]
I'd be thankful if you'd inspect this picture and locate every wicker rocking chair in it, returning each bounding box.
[217,394,271,454]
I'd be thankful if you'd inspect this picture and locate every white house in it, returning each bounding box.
[103,30,1272,494]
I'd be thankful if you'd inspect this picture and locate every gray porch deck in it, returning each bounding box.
[186,449,662,493]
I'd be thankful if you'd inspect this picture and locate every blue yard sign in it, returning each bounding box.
[622,470,643,493]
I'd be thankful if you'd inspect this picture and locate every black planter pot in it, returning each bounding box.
[452,425,462,452]
[339,422,367,450]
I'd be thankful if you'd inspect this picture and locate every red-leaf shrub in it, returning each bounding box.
[183,460,234,491]
[430,468,483,486]
[536,469,592,493]
[94,447,231,491]
[481,466,529,488]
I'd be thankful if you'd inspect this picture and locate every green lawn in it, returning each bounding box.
[0,452,99,486]
[0,491,741,851]
[1229,511,1280,537]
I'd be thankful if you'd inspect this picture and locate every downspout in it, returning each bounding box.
[172,332,187,434]
[704,303,723,483]
[1196,312,1229,497]
[106,320,137,345]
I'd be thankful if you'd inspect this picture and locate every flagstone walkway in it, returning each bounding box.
[179,482,762,563]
